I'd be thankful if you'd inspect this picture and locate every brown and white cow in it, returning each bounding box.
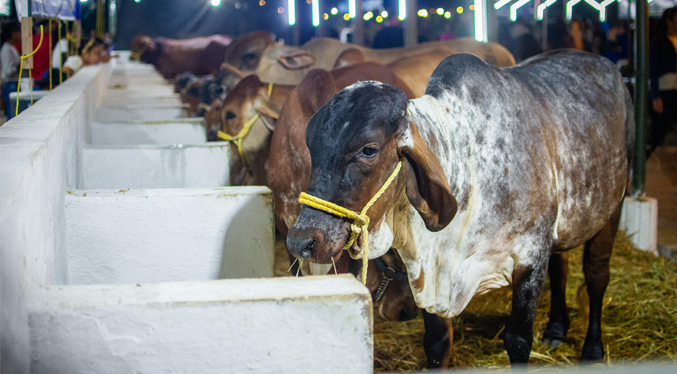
[286,50,634,366]
[130,34,232,78]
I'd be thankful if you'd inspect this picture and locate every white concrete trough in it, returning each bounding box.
[1,59,374,374]
[103,92,182,106]
[109,74,167,87]
[96,104,190,122]
[107,83,176,95]
[80,142,229,189]
[66,187,275,284]
[89,118,206,145]
[28,276,372,374]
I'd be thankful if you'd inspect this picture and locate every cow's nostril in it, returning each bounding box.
[286,233,316,260]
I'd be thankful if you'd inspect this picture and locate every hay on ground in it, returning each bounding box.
[374,231,677,371]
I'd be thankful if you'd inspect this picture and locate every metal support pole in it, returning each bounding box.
[487,1,498,43]
[404,0,417,47]
[542,9,549,51]
[633,0,648,196]
[354,0,364,46]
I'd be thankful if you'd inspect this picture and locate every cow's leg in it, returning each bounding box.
[542,252,570,348]
[422,310,453,369]
[504,254,549,366]
[581,205,620,362]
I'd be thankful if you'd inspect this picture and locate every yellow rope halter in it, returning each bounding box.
[298,159,403,285]
[216,83,274,166]
[130,43,148,61]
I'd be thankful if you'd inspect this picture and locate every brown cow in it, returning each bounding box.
[130,34,232,78]
[214,33,514,94]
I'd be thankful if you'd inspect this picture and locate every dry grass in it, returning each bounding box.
[374,231,677,371]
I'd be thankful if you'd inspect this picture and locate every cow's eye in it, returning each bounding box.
[225,112,236,120]
[362,147,378,157]
[243,53,257,63]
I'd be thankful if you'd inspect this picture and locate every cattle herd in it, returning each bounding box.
[131,32,634,369]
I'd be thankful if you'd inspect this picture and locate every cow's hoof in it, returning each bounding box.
[542,323,567,349]
[580,343,604,363]
[543,339,565,349]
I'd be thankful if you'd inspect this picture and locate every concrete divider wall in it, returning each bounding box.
[0,64,110,373]
[89,118,206,145]
[28,276,373,374]
[80,143,230,189]
[66,187,275,284]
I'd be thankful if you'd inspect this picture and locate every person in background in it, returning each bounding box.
[648,6,677,157]
[508,19,543,63]
[31,20,59,81]
[1,21,22,120]
[62,37,105,76]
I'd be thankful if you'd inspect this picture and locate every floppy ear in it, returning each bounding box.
[398,121,457,232]
[277,53,316,70]
[253,96,280,120]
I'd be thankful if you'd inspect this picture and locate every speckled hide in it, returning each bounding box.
[395,50,634,317]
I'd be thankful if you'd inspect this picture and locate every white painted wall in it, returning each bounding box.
[107,84,176,95]
[1,58,375,373]
[80,143,230,189]
[28,276,373,374]
[66,187,275,284]
[0,64,109,373]
[621,197,659,255]
[103,92,182,106]
[96,104,190,122]
[89,119,206,145]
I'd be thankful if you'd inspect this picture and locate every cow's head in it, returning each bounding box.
[198,77,226,116]
[130,35,157,62]
[218,75,280,185]
[204,99,223,142]
[220,31,276,90]
[286,81,457,263]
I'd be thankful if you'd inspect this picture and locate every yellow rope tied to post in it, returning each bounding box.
[58,21,63,84]
[216,83,274,166]
[16,26,44,117]
[298,160,403,285]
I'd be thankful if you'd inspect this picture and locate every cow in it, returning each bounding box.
[213,33,514,95]
[285,50,634,366]
[264,63,457,368]
[130,34,232,78]
[174,73,213,116]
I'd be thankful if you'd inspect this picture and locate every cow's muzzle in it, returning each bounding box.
[286,206,350,263]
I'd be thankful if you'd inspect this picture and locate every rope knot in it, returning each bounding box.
[297,160,403,285]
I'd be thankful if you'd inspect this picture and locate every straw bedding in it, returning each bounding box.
[374,231,677,371]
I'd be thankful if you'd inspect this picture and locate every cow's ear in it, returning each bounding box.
[277,53,316,70]
[253,98,280,120]
[397,121,457,232]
